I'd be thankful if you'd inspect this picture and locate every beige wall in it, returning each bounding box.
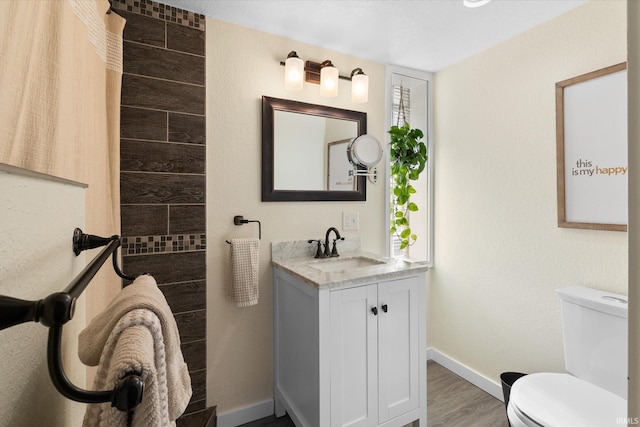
[0,167,87,426]
[430,0,627,385]
[205,19,386,413]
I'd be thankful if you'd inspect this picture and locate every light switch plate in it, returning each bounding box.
[343,212,359,231]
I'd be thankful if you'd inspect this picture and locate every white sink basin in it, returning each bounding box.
[308,256,385,273]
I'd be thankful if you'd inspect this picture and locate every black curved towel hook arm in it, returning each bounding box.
[48,326,144,411]
[73,227,135,282]
[112,246,136,281]
[48,326,112,403]
[0,228,143,411]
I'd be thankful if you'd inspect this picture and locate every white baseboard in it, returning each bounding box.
[217,399,274,427]
[427,347,504,402]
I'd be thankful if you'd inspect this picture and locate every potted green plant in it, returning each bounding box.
[389,122,428,251]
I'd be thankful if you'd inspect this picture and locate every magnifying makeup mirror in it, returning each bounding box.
[347,134,382,183]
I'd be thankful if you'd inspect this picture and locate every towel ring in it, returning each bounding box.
[225,215,261,244]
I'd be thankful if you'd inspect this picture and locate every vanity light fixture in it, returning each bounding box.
[284,51,304,91]
[279,51,369,102]
[320,60,339,97]
[463,0,491,8]
[350,68,369,104]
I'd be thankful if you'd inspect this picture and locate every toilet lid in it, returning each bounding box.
[510,373,626,426]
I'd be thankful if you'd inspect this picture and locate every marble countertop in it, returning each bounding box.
[272,240,429,290]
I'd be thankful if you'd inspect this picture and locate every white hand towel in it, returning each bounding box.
[226,238,260,307]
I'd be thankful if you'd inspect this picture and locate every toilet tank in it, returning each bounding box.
[558,286,628,399]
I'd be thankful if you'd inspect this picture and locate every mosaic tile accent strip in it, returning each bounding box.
[111,0,205,30]
[122,233,206,255]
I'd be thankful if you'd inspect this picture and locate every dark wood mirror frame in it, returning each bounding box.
[262,96,368,202]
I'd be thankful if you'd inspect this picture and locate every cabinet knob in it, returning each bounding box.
[381,304,388,313]
[371,307,378,315]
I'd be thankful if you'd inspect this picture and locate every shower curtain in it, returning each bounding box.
[0,1,125,420]
[0,0,124,235]
[0,0,124,295]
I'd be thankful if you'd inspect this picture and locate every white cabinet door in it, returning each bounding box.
[377,277,420,423]
[330,284,378,427]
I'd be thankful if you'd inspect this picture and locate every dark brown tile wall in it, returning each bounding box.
[114,1,210,425]
[120,172,205,204]
[121,74,205,114]
[170,205,207,234]
[112,0,205,30]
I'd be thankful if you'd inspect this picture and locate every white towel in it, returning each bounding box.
[226,238,260,307]
[79,275,192,427]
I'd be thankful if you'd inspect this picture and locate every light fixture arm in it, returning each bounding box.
[278,60,358,82]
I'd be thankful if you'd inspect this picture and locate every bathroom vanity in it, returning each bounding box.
[272,241,429,427]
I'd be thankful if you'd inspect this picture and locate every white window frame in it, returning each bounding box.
[384,65,434,267]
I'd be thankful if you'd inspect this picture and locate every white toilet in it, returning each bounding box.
[507,286,628,427]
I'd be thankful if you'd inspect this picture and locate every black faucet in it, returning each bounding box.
[324,227,344,257]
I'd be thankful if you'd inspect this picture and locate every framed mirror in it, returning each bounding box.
[262,96,367,201]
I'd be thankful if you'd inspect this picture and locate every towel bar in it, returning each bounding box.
[0,228,144,411]
[225,215,261,244]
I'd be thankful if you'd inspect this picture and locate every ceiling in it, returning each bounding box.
[159,0,587,72]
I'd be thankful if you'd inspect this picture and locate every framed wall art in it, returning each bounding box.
[556,62,628,231]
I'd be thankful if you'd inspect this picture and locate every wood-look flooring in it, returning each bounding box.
[427,360,509,427]
[239,360,509,427]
